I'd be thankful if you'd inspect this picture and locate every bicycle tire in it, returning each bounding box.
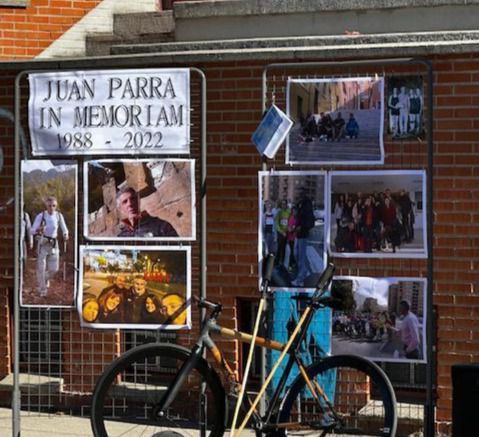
[277,355,397,437]
[91,343,227,437]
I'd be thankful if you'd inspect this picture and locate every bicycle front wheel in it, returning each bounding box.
[91,343,226,437]
[277,355,397,437]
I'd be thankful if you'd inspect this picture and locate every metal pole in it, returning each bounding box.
[258,65,270,417]
[425,59,436,437]
[190,67,207,309]
[13,69,25,437]
[190,67,207,437]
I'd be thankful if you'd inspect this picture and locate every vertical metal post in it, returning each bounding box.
[13,70,23,437]
[191,67,207,437]
[424,59,436,437]
[259,68,270,416]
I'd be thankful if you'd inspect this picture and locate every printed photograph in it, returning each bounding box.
[84,159,195,241]
[287,77,384,165]
[21,160,77,307]
[259,171,327,289]
[331,276,427,363]
[387,76,424,139]
[78,246,191,329]
[329,170,427,258]
[266,289,332,396]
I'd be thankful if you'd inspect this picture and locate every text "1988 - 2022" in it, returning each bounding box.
[56,131,164,150]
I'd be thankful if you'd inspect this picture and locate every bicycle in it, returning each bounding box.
[90,259,397,436]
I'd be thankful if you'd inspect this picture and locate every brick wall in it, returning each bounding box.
[0,0,158,60]
[0,71,16,379]
[199,56,479,432]
[0,1,103,59]
[0,52,478,430]
[431,54,479,433]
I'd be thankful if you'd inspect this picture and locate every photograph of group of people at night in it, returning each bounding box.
[80,247,190,329]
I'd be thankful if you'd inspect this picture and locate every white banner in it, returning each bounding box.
[28,68,190,156]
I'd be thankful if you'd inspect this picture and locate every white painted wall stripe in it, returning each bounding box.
[37,0,157,59]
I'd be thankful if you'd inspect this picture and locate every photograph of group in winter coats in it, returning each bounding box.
[328,170,427,258]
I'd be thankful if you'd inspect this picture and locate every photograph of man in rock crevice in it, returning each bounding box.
[85,159,195,241]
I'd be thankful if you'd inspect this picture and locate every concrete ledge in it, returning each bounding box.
[112,30,479,54]
[1,31,479,70]
[175,0,479,18]
[111,30,479,63]
[86,31,174,57]
[174,1,479,42]
[113,11,174,38]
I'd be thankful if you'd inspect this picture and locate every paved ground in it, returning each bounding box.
[0,408,258,436]
[0,408,93,437]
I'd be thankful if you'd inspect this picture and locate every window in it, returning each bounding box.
[382,362,427,403]
[237,298,262,383]
[124,330,177,372]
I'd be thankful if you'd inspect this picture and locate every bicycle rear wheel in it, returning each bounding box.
[91,343,226,437]
[277,355,397,436]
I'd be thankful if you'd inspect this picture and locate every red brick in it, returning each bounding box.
[454,84,479,95]
[436,72,471,83]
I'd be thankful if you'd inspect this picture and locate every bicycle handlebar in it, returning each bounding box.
[314,262,335,294]
[193,295,222,312]
[263,253,275,284]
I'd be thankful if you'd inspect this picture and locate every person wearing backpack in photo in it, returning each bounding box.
[31,196,69,296]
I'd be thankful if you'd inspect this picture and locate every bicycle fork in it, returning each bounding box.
[152,344,204,419]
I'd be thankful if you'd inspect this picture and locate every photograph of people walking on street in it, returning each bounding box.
[84,159,195,241]
[259,171,327,289]
[78,246,190,329]
[328,170,427,258]
[286,77,384,165]
[331,276,427,363]
[387,76,423,139]
[21,160,77,307]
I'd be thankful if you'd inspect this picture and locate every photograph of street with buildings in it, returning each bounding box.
[331,276,427,363]
[78,246,190,329]
[259,171,327,289]
[287,77,384,165]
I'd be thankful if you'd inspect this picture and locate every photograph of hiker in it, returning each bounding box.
[21,160,77,308]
